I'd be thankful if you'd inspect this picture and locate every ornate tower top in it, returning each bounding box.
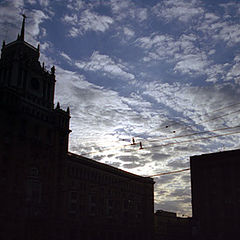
[0,15,56,110]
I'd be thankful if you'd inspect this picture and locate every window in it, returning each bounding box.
[106,199,113,217]
[26,179,41,203]
[29,167,39,177]
[89,195,97,216]
[69,191,78,214]
[47,129,52,143]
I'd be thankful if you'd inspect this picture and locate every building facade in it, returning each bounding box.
[190,149,240,240]
[0,17,154,240]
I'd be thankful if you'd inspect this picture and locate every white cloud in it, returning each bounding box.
[27,0,37,4]
[63,9,114,37]
[80,10,113,33]
[54,67,150,159]
[11,0,24,8]
[75,51,135,81]
[135,8,148,22]
[204,12,220,23]
[0,1,24,42]
[67,0,85,10]
[39,0,49,7]
[63,14,78,24]
[154,82,239,132]
[69,27,79,38]
[198,9,240,46]
[0,1,49,45]
[174,54,207,74]
[208,49,215,55]
[60,51,72,62]
[40,41,50,51]
[218,24,240,46]
[26,10,49,39]
[123,27,135,37]
[109,0,148,22]
[109,0,130,21]
[137,32,210,76]
[153,0,203,22]
[226,57,240,84]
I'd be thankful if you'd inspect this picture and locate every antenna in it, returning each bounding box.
[4,28,8,41]
[19,13,27,41]
[21,13,27,19]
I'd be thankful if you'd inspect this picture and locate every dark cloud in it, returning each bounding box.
[154,174,177,184]
[116,155,140,162]
[122,162,143,169]
[167,160,189,169]
[167,187,191,199]
[151,153,171,161]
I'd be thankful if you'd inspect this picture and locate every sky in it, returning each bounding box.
[1,0,240,216]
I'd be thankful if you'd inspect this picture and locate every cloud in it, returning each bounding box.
[204,12,220,23]
[151,153,171,161]
[123,27,135,38]
[0,1,49,46]
[142,81,240,148]
[27,0,37,4]
[0,1,24,42]
[67,0,86,10]
[153,0,203,22]
[136,3,239,83]
[26,10,49,39]
[75,51,135,81]
[174,54,207,74]
[226,56,240,84]
[198,8,240,46]
[63,14,78,24]
[79,10,113,33]
[117,155,140,162]
[60,51,72,62]
[10,0,24,8]
[136,28,238,82]
[218,24,240,46]
[63,9,114,37]
[167,160,189,169]
[39,0,49,7]
[168,187,191,199]
[108,0,148,23]
[136,32,209,75]
[54,67,140,151]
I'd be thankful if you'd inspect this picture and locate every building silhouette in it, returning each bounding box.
[0,17,154,240]
[154,210,192,240]
[190,149,240,239]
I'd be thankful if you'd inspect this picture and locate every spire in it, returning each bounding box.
[2,40,5,49]
[20,14,27,41]
[51,66,55,75]
[56,102,60,109]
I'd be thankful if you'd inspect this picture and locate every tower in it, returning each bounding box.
[0,15,70,240]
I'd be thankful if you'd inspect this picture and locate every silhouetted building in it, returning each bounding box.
[0,17,154,240]
[191,149,240,240]
[154,210,192,240]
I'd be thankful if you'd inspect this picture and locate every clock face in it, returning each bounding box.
[31,77,40,90]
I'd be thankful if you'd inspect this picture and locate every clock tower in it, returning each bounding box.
[0,15,71,239]
[0,15,55,109]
